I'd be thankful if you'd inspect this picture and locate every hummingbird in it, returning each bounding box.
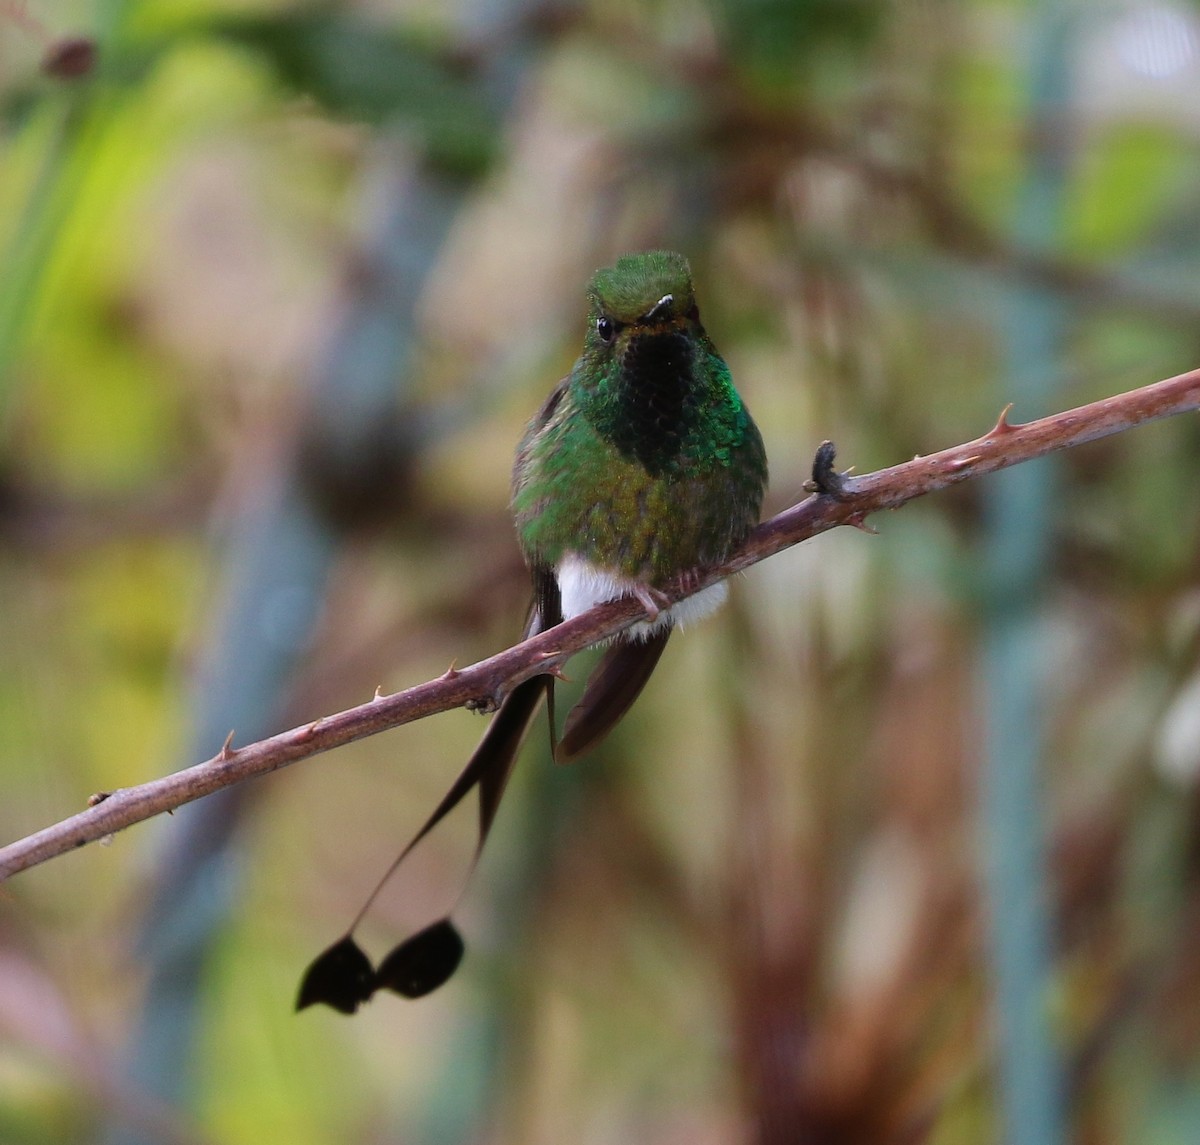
[298,250,768,1013]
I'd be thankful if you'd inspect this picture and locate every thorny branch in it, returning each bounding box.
[2,365,1198,881]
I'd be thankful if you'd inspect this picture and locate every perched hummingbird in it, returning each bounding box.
[298,251,768,1013]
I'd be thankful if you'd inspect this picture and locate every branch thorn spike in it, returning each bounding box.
[373,684,385,700]
[441,661,460,680]
[218,730,237,761]
[846,513,879,535]
[990,403,1017,435]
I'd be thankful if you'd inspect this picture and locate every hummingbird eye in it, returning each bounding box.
[596,316,619,343]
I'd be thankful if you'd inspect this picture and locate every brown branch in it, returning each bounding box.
[2,366,1198,881]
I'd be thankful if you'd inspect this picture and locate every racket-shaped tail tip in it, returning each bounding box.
[375,918,465,999]
[296,935,376,1014]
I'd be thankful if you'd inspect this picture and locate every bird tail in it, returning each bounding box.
[361,671,551,931]
[296,671,551,1012]
[557,628,671,762]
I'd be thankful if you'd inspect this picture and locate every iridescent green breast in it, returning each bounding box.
[512,355,767,584]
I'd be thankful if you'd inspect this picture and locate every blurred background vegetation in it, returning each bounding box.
[2,0,1200,1142]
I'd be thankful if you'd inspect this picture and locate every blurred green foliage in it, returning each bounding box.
[204,11,500,175]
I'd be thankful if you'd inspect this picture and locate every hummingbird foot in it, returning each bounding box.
[556,555,725,638]
[630,582,670,621]
[672,567,706,598]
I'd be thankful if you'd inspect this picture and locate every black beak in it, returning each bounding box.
[643,294,674,324]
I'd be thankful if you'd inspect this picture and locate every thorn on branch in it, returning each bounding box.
[989,403,1018,435]
[846,512,878,535]
[440,662,460,680]
[87,791,111,808]
[534,651,570,681]
[218,730,237,761]
[373,684,385,700]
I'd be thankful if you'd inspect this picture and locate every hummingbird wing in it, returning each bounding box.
[557,629,671,762]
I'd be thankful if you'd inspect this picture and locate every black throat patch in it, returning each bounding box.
[596,330,698,475]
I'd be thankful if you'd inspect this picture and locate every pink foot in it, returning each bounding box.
[630,583,670,620]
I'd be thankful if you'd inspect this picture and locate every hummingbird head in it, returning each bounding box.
[583,250,702,360]
[576,251,719,474]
